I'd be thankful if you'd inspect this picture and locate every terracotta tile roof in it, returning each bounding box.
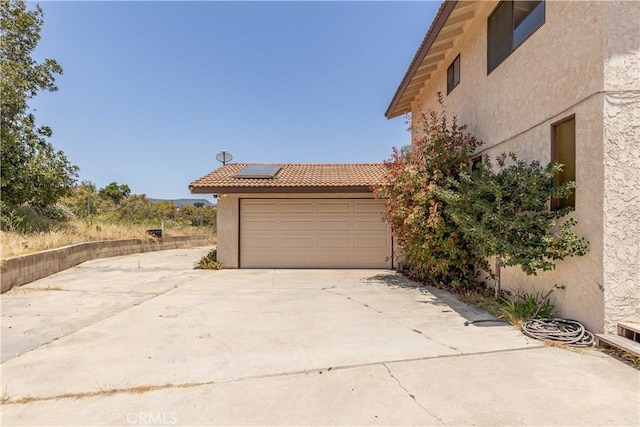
[190,163,386,194]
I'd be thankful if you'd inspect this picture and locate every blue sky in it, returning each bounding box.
[31,1,440,201]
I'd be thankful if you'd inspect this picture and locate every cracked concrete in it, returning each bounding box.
[1,248,639,426]
[383,363,446,426]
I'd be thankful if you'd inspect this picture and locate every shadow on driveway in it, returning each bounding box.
[367,272,506,327]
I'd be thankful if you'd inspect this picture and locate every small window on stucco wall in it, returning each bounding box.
[551,116,576,210]
[447,54,460,94]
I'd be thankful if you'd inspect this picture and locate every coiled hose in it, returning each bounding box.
[521,318,594,347]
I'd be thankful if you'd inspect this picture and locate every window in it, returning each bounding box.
[447,54,460,94]
[487,1,545,73]
[551,116,576,210]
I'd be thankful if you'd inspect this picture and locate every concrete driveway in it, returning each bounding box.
[1,248,638,426]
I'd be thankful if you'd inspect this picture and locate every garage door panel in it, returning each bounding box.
[243,220,278,231]
[245,201,278,213]
[280,237,315,248]
[354,237,389,249]
[242,251,278,266]
[317,237,351,248]
[280,202,314,213]
[353,254,389,268]
[317,202,351,213]
[315,252,352,266]
[317,220,351,231]
[354,201,385,213]
[246,237,280,248]
[280,220,314,231]
[277,252,315,265]
[241,199,390,268]
[353,219,387,231]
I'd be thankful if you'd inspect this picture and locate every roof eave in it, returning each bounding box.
[190,185,375,195]
[385,0,457,119]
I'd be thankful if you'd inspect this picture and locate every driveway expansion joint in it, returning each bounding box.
[1,380,218,406]
[0,345,577,407]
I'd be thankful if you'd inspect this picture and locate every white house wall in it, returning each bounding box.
[602,1,640,331]
[408,0,634,332]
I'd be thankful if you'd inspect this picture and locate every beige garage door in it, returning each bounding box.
[240,199,391,268]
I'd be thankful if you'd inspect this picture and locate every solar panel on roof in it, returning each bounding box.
[235,164,281,179]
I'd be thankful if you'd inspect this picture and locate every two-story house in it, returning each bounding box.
[385,0,639,334]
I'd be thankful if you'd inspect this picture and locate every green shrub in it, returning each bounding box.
[499,292,556,326]
[0,202,69,233]
[33,203,76,222]
[195,249,222,270]
[437,152,589,297]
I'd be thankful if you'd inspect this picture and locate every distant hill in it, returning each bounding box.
[148,198,215,207]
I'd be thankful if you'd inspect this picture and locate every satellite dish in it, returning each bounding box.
[216,150,233,165]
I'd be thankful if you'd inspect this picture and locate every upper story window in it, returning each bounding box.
[447,54,460,94]
[487,1,545,73]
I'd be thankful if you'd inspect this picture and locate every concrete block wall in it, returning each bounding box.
[1,235,212,293]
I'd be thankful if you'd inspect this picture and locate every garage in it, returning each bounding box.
[189,163,393,269]
[240,199,391,268]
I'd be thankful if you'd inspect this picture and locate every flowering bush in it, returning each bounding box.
[374,95,483,286]
[375,95,588,292]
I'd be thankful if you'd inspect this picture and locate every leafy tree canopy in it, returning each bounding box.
[1,0,78,208]
[98,182,131,205]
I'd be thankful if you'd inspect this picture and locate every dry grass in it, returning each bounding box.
[459,288,503,318]
[1,220,214,259]
[602,347,640,369]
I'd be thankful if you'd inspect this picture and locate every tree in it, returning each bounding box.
[60,180,114,217]
[154,201,176,221]
[437,153,589,297]
[0,0,78,208]
[373,95,483,285]
[98,182,131,205]
[178,204,201,226]
[116,194,153,223]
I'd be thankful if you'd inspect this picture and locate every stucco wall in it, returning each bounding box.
[413,1,604,148]
[492,95,606,333]
[408,1,621,332]
[601,0,640,331]
[216,192,378,268]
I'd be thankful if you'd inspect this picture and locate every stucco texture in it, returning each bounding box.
[602,0,640,331]
[408,1,638,333]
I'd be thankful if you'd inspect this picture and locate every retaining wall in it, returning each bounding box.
[1,235,212,293]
